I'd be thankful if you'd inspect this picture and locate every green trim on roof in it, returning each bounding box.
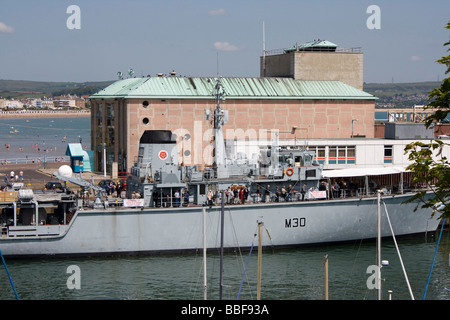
[90,77,376,100]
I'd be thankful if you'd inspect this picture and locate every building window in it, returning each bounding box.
[384,145,393,163]
[309,145,356,165]
[420,144,430,161]
[309,146,326,164]
[326,146,356,165]
[347,147,355,164]
[106,103,115,147]
[338,148,346,164]
[316,147,326,164]
[328,147,337,164]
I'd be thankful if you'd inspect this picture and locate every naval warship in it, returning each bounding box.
[0,79,441,257]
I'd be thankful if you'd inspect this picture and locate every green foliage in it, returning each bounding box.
[0,79,114,98]
[404,21,450,219]
[404,140,450,218]
[423,21,450,128]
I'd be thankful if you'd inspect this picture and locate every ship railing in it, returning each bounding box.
[151,194,184,208]
[1,156,69,165]
[264,46,362,56]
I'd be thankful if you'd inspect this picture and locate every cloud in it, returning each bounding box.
[0,22,14,33]
[214,41,239,51]
[209,8,227,16]
[410,56,423,62]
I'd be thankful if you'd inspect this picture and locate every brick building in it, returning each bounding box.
[89,76,375,174]
[261,39,364,89]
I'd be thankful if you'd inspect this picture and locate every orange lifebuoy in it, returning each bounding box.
[286,167,294,176]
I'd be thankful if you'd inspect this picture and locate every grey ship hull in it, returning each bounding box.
[0,193,440,257]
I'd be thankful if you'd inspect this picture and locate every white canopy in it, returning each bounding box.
[322,167,408,178]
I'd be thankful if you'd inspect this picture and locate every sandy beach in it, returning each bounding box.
[0,110,90,118]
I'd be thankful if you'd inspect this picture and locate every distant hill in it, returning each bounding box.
[0,79,442,107]
[363,81,440,108]
[0,79,114,99]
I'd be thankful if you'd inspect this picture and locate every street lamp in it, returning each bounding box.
[351,119,358,138]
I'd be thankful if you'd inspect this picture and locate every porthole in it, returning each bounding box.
[142,100,149,108]
[143,117,149,124]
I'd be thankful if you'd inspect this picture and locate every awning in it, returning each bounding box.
[322,167,408,178]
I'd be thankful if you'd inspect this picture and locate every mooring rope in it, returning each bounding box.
[236,231,257,300]
[423,218,446,300]
[0,250,19,300]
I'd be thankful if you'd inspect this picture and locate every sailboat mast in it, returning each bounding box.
[262,21,266,77]
[211,78,227,169]
[377,190,382,300]
[324,254,329,300]
[202,206,207,300]
[219,191,225,300]
[257,221,263,300]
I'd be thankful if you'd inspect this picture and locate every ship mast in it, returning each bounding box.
[206,78,228,176]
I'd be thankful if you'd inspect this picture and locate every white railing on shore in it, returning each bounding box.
[1,156,69,165]
[0,110,90,115]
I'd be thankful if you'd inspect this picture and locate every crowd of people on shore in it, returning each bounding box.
[4,170,24,183]
[1,170,24,191]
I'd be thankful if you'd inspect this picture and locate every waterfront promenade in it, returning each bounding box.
[0,110,90,118]
[0,162,106,190]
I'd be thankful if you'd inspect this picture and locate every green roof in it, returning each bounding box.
[284,39,338,52]
[90,77,375,100]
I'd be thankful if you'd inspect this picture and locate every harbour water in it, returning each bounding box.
[0,231,448,300]
[0,116,90,163]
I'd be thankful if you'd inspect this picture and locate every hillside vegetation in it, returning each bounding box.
[0,79,440,108]
[0,79,114,99]
[363,81,439,108]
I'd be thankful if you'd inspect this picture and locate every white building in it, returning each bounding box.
[53,98,76,108]
[41,99,55,109]
[231,137,447,170]
[229,123,448,174]
[4,100,24,109]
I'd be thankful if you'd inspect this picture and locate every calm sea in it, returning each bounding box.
[0,117,90,163]
[0,231,448,301]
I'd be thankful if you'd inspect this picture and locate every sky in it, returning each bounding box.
[0,0,449,84]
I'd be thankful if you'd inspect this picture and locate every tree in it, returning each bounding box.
[404,22,450,219]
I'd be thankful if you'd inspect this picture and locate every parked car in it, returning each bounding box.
[44,181,67,192]
[44,182,63,191]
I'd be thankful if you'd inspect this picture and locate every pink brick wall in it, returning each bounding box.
[116,98,374,169]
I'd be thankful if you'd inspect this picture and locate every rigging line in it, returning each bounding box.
[423,217,446,300]
[190,245,207,299]
[227,208,254,298]
[237,225,258,300]
[0,250,19,300]
[382,200,415,300]
[342,238,364,299]
[189,250,203,299]
[236,240,255,300]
